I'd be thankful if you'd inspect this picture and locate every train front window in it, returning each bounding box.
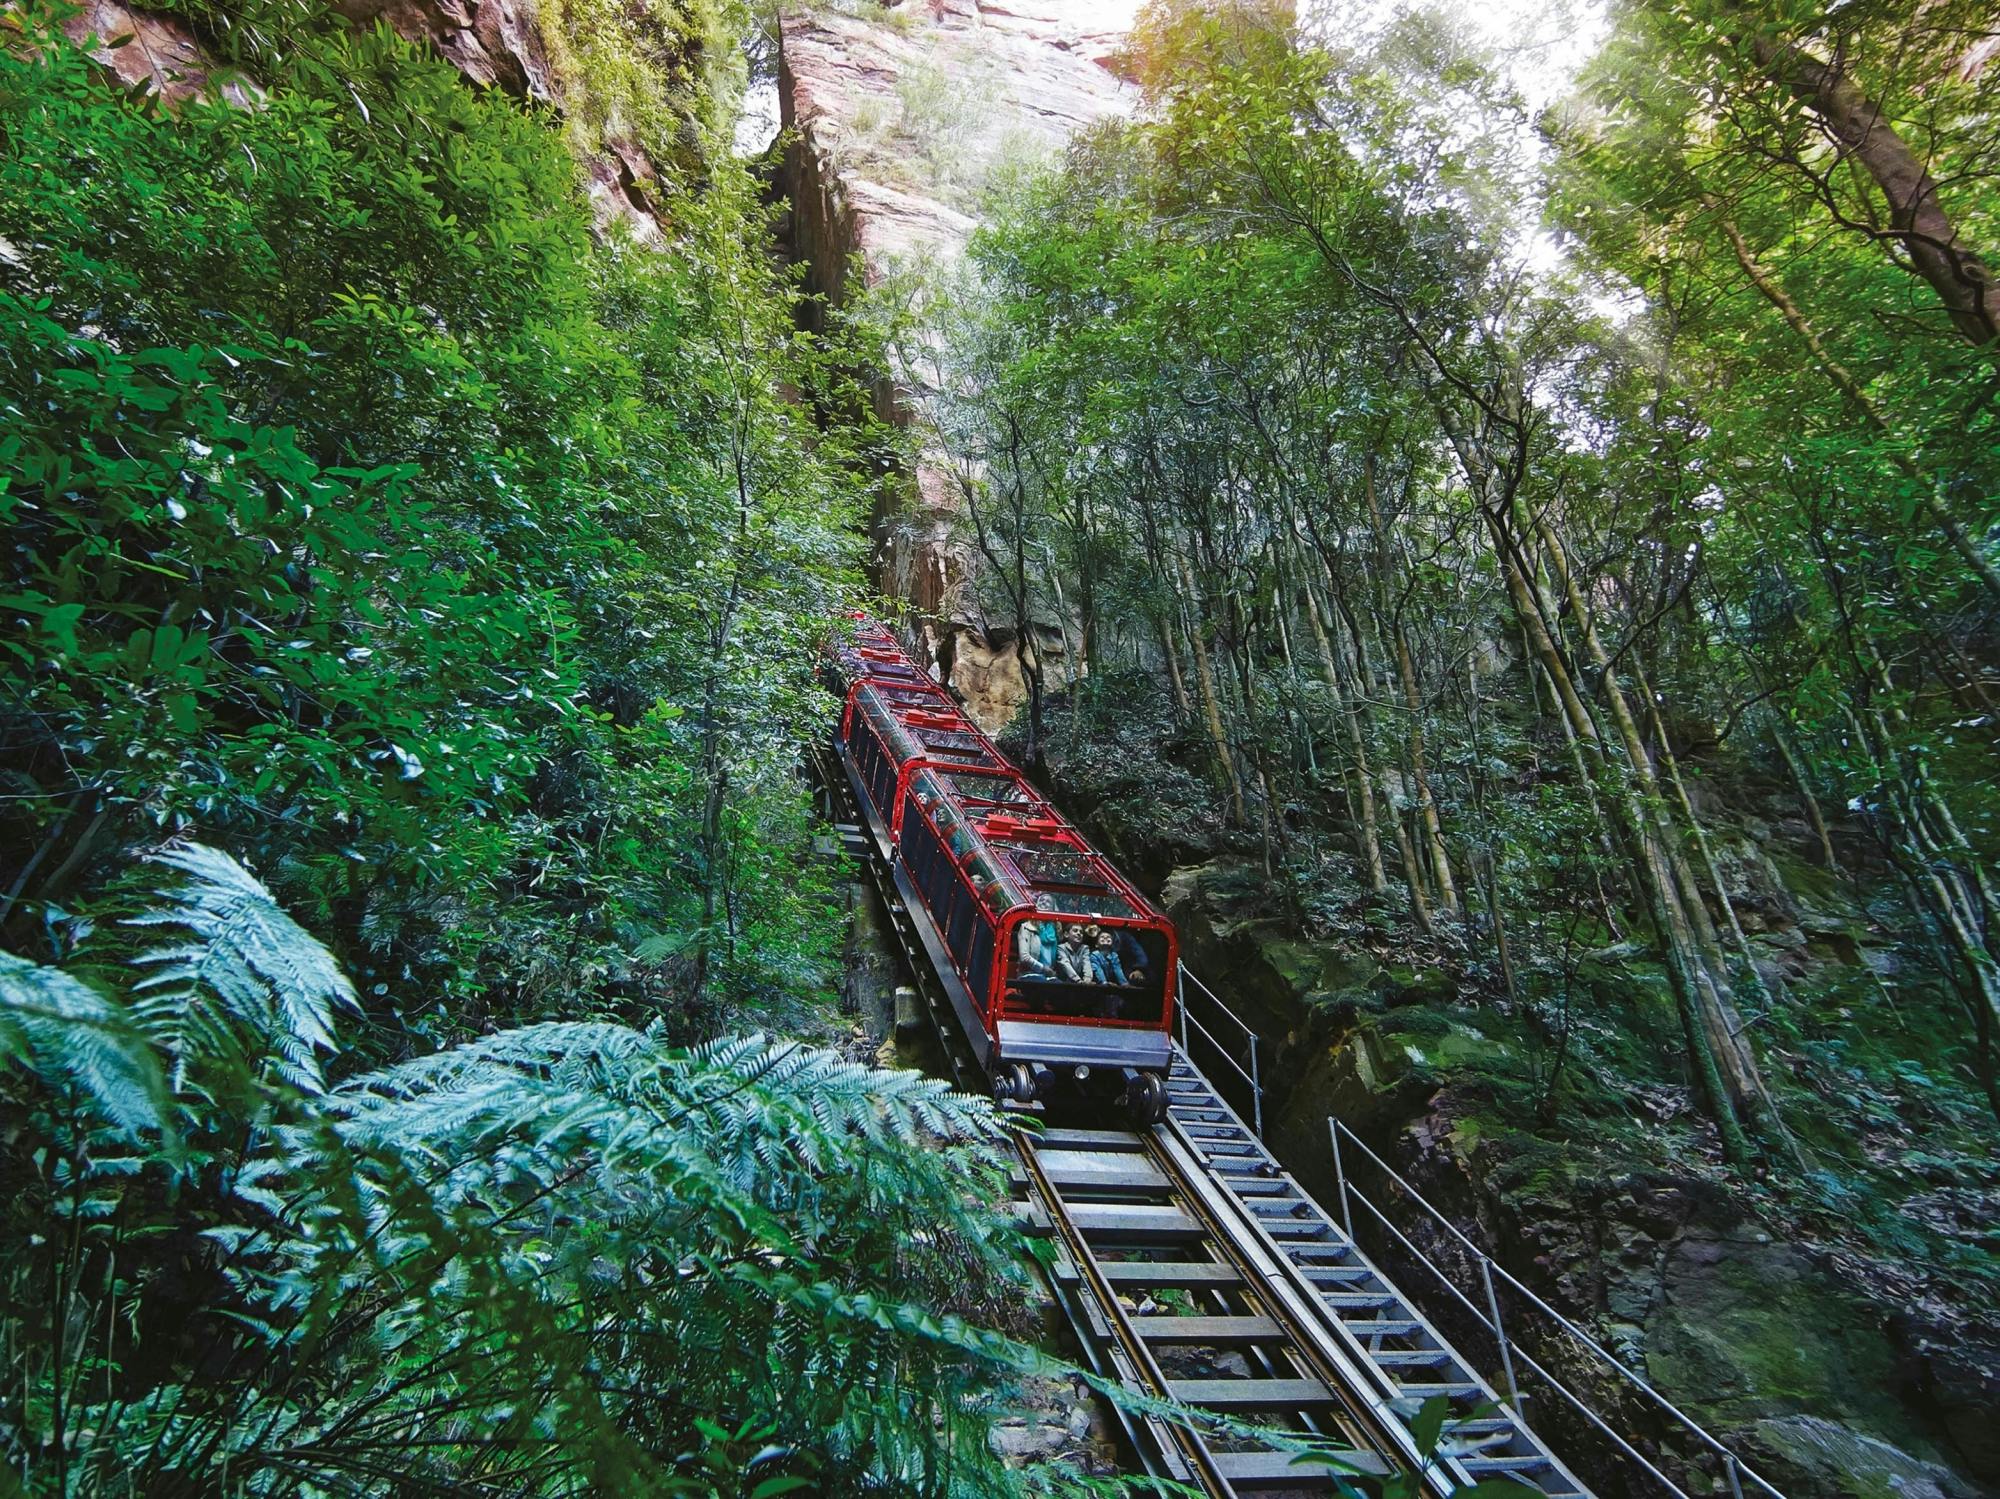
[1007,917,1167,1024]
[991,842,1137,920]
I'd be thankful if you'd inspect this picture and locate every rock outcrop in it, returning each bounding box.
[57,0,670,241]
[776,0,1141,726]
[58,0,256,104]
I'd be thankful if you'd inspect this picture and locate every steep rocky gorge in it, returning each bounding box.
[770,8,2000,1498]
[51,2,1998,1492]
[774,0,1137,728]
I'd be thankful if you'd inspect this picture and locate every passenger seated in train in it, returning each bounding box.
[1055,926,1098,983]
[1090,926,1128,986]
[1115,927,1149,987]
[1015,899,1060,979]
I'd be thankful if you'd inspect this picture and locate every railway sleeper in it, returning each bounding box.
[1068,1204,1206,1244]
[1211,1448,1394,1487]
[1130,1315,1287,1348]
[1167,1377,1339,1413]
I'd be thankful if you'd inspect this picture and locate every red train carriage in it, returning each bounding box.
[830,617,1175,1122]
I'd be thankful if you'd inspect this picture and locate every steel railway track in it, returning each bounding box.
[812,746,1590,1499]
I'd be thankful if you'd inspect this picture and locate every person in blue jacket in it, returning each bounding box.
[1089,926,1128,986]
[1114,927,1149,987]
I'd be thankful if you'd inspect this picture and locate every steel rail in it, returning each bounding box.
[1137,1129,1407,1489]
[1014,1132,1228,1494]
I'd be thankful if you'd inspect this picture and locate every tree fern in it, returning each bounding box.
[0,951,163,1134]
[126,843,357,1094]
[1,844,1146,1496]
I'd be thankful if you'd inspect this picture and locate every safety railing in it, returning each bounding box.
[1176,965,1264,1136]
[1327,1116,1787,1499]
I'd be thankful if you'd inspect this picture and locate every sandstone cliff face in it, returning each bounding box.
[775,0,1139,726]
[58,0,668,241]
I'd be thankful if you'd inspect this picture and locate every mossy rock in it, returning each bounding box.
[1750,1416,1975,1499]
[1373,962,1455,1005]
[1644,1241,1947,1463]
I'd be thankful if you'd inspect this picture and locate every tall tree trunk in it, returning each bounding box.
[1536,516,1775,1129]
[1304,565,1389,894]
[1364,454,1461,917]
[1457,445,1750,1157]
[1157,613,1193,721]
[1749,34,2000,349]
[1177,549,1246,824]
[1771,719,1839,868]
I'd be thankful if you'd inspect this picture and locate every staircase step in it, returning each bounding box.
[1262,1219,1332,1240]
[1459,1455,1555,1476]
[1371,1348,1455,1368]
[1394,1382,1482,1401]
[1225,1177,1296,1197]
[1304,1266,1373,1287]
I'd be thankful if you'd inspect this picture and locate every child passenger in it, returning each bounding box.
[1090,927,1128,986]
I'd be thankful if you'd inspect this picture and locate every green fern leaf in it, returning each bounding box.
[127,843,357,1092]
[0,950,164,1133]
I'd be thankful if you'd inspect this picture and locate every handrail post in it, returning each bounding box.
[1725,1455,1745,1499]
[1249,1032,1263,1138]
[1327,1117,1355,1240]
[1480,1253,1522,1411]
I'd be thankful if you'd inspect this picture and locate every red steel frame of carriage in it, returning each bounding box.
[830,618,1176,1117]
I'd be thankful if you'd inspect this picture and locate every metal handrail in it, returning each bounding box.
[1328,1117,1786,1499]
[1176,964,1263,1136]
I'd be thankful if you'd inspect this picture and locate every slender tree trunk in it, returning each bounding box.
[1305,567,1389,894]
[1177,549,1245,824]
[1363,454,1461,917]
[1537,516,1775,1131]
[1771,721,1839,868]
[1469,467,1750,1158]
[1748,36,2000,349]
[1157,613,1193,720]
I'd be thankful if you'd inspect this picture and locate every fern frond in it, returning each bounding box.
[0,950,164,1133]
[127,843,357,1092]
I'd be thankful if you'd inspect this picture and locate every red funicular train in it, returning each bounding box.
[830,618,1176,1123]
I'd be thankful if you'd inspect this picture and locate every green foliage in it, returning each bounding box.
[0,3,872,1039]
[1,847,1041,1494]
[0,951,163,1135]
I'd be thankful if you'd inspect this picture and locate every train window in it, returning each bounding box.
[945,772,1040,812]
[917,729,993,764]
[1005,921,1167,1024]
[992,844,1137,919]
[1040,890,1138,918]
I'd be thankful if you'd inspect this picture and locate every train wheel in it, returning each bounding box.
[997,1062,1036,1104]
[1127,1071,1167,1127]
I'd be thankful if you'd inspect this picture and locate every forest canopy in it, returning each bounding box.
[914,0,1998,1170]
